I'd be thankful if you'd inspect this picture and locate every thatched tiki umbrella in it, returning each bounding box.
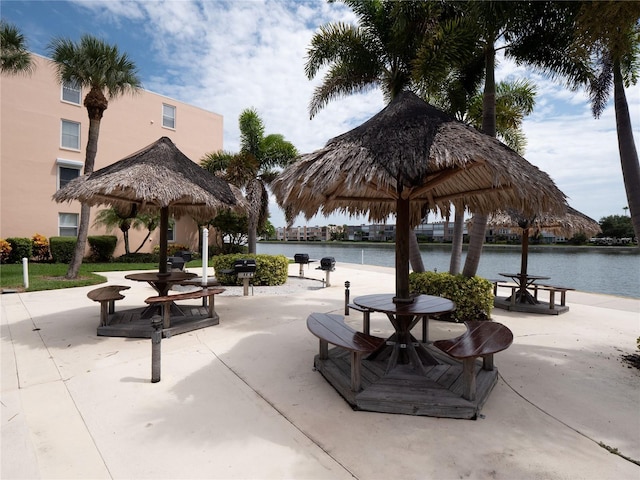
[483,206,601,298]
[54,137,241,274]
[273,92,567,302]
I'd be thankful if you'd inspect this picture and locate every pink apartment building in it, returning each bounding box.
[1,53,223,256]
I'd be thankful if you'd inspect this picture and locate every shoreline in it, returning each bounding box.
[260,239,639,253]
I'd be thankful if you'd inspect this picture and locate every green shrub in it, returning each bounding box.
[409,271,494,322]
[116,252,160,263]
[6,237,33,264]
[152,243,191,256]
[212,253,288,286]
[49,236,77,263]
[87,235,117,262]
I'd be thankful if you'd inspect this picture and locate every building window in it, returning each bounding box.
[167,219,176,242]
[61,80,81,104]
[59,213,79,237]
[61,120,81,150]
[162,104,176,129]
[56,158,83,189]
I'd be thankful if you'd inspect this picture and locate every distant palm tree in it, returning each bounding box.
[48,35,141,278]
[94,208,134,254]
[93,208,159,255]
[0,21,34,75]
[201,108,297,253]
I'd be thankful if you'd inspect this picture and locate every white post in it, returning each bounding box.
[361,249,364,265]
[22,257,29,289]
[202,228,209,285]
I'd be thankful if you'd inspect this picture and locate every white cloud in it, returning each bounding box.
[67,0,640,226]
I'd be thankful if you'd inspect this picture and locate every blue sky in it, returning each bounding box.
[3,0,638,228]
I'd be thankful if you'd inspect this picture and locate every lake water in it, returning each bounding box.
[257,242,640,299]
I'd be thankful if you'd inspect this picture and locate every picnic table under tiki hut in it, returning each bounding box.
[54,137,242,338]
[273,91,567,418]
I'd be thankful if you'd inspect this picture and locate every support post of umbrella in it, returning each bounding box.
[151,314,163,383]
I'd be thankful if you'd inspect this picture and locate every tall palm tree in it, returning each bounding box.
[0,21,34,75]
[454,0,585,277]
[573,1,640,241]
[425,77,536,273]
[306,0,475,272]
[201,108,297,253]
[48,35,141,278]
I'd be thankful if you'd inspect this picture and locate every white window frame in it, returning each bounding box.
[162,103,176,129]
[56,158,83,190]
[61,80,82,105]
[59,212,79,237]
[61,119,81,150]
[167,219,176,242]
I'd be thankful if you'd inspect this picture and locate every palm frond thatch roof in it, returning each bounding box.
[484,206,601,238]
[273,91,567,226]
[53,136,241,220]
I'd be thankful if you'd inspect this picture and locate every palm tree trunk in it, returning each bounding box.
[463,41,496,277]
[409,230,425,272]
[247,217,258,254]
[449,210,464,274]
[613,60,640,241]
[65,116,102,279]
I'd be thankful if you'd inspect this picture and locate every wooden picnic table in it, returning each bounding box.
[352,293,455,374]
[498,272,550,305]
[125,271,197,318]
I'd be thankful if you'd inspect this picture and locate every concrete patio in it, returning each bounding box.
[2,263,639,479]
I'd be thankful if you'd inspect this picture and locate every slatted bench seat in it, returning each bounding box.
[532,284,575,309]
[87,285,131,326]
[145,287,225,328]
[307,312,385,392]
[433,321,513,401]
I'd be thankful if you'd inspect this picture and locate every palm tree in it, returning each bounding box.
[94,208,134,254]
[48,35,141,278]
[572,1,640,241]
[0,21,34,75]
[306,0,475,272]
[93,208,159,255]
[453,0,585,277]
[201,108,297,253]
[425,77,536,273]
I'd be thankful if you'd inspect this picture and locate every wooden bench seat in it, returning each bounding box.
[307,312,385,392]
[145,287,225,328]
[532,284,575,309]
[87,285,130,326]
[433,321,513,401]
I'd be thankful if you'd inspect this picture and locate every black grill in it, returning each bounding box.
[233,259,257,273]
[294,253,310,264]
[319,257,336,271]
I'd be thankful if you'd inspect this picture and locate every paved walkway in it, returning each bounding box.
[2,263,639,479]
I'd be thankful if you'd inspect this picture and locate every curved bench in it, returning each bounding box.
[87,285,130,326]
[307,312,384,392]
[433,321,513,401]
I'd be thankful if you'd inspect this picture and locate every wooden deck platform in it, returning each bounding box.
[313,345,499,419]
[493,297,569,315]
[97,305,219,338]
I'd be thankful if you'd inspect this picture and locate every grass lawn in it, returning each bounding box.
[0,261,203,292]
